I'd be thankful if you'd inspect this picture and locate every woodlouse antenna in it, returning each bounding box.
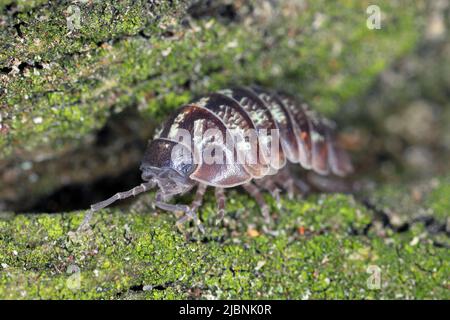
[90,181,156,211]
[77,181,156,231]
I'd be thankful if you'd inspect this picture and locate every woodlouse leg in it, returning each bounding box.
[272,168,310,198]
[254,178,281,209]
[191,184,207,211]
[291,177,311,194]
[215,187,226,225]
[284,178,295,199]
[155,194,205,233]
[155,190,205,234]
[176,184,208,231]
[243,183,271,223]
[306,172,353,193]
[275,176,311,199]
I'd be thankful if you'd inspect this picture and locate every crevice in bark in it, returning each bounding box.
[1,106,155,213]
[360,198,449,248]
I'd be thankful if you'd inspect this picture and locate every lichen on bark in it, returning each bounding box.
[0,191,448,299]
[0,0,449,300]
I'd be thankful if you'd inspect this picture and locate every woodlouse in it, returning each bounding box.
[82,86,353,232]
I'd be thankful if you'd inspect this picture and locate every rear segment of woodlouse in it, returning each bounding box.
[82,86,353,232]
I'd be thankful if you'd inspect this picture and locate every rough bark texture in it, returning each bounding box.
[0,0,449,299]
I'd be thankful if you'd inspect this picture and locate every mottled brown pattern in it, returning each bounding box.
[88,86,353,230]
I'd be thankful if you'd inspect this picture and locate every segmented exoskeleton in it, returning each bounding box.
[82,86,353,232]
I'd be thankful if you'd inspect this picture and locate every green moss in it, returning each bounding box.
[0,0,426,158]
[0,192,448,299]
[0,0,48,12]
[0,1,186,64]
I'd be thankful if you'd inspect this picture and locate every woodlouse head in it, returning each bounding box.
[140,138,196,196]
[88,138,197,213]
